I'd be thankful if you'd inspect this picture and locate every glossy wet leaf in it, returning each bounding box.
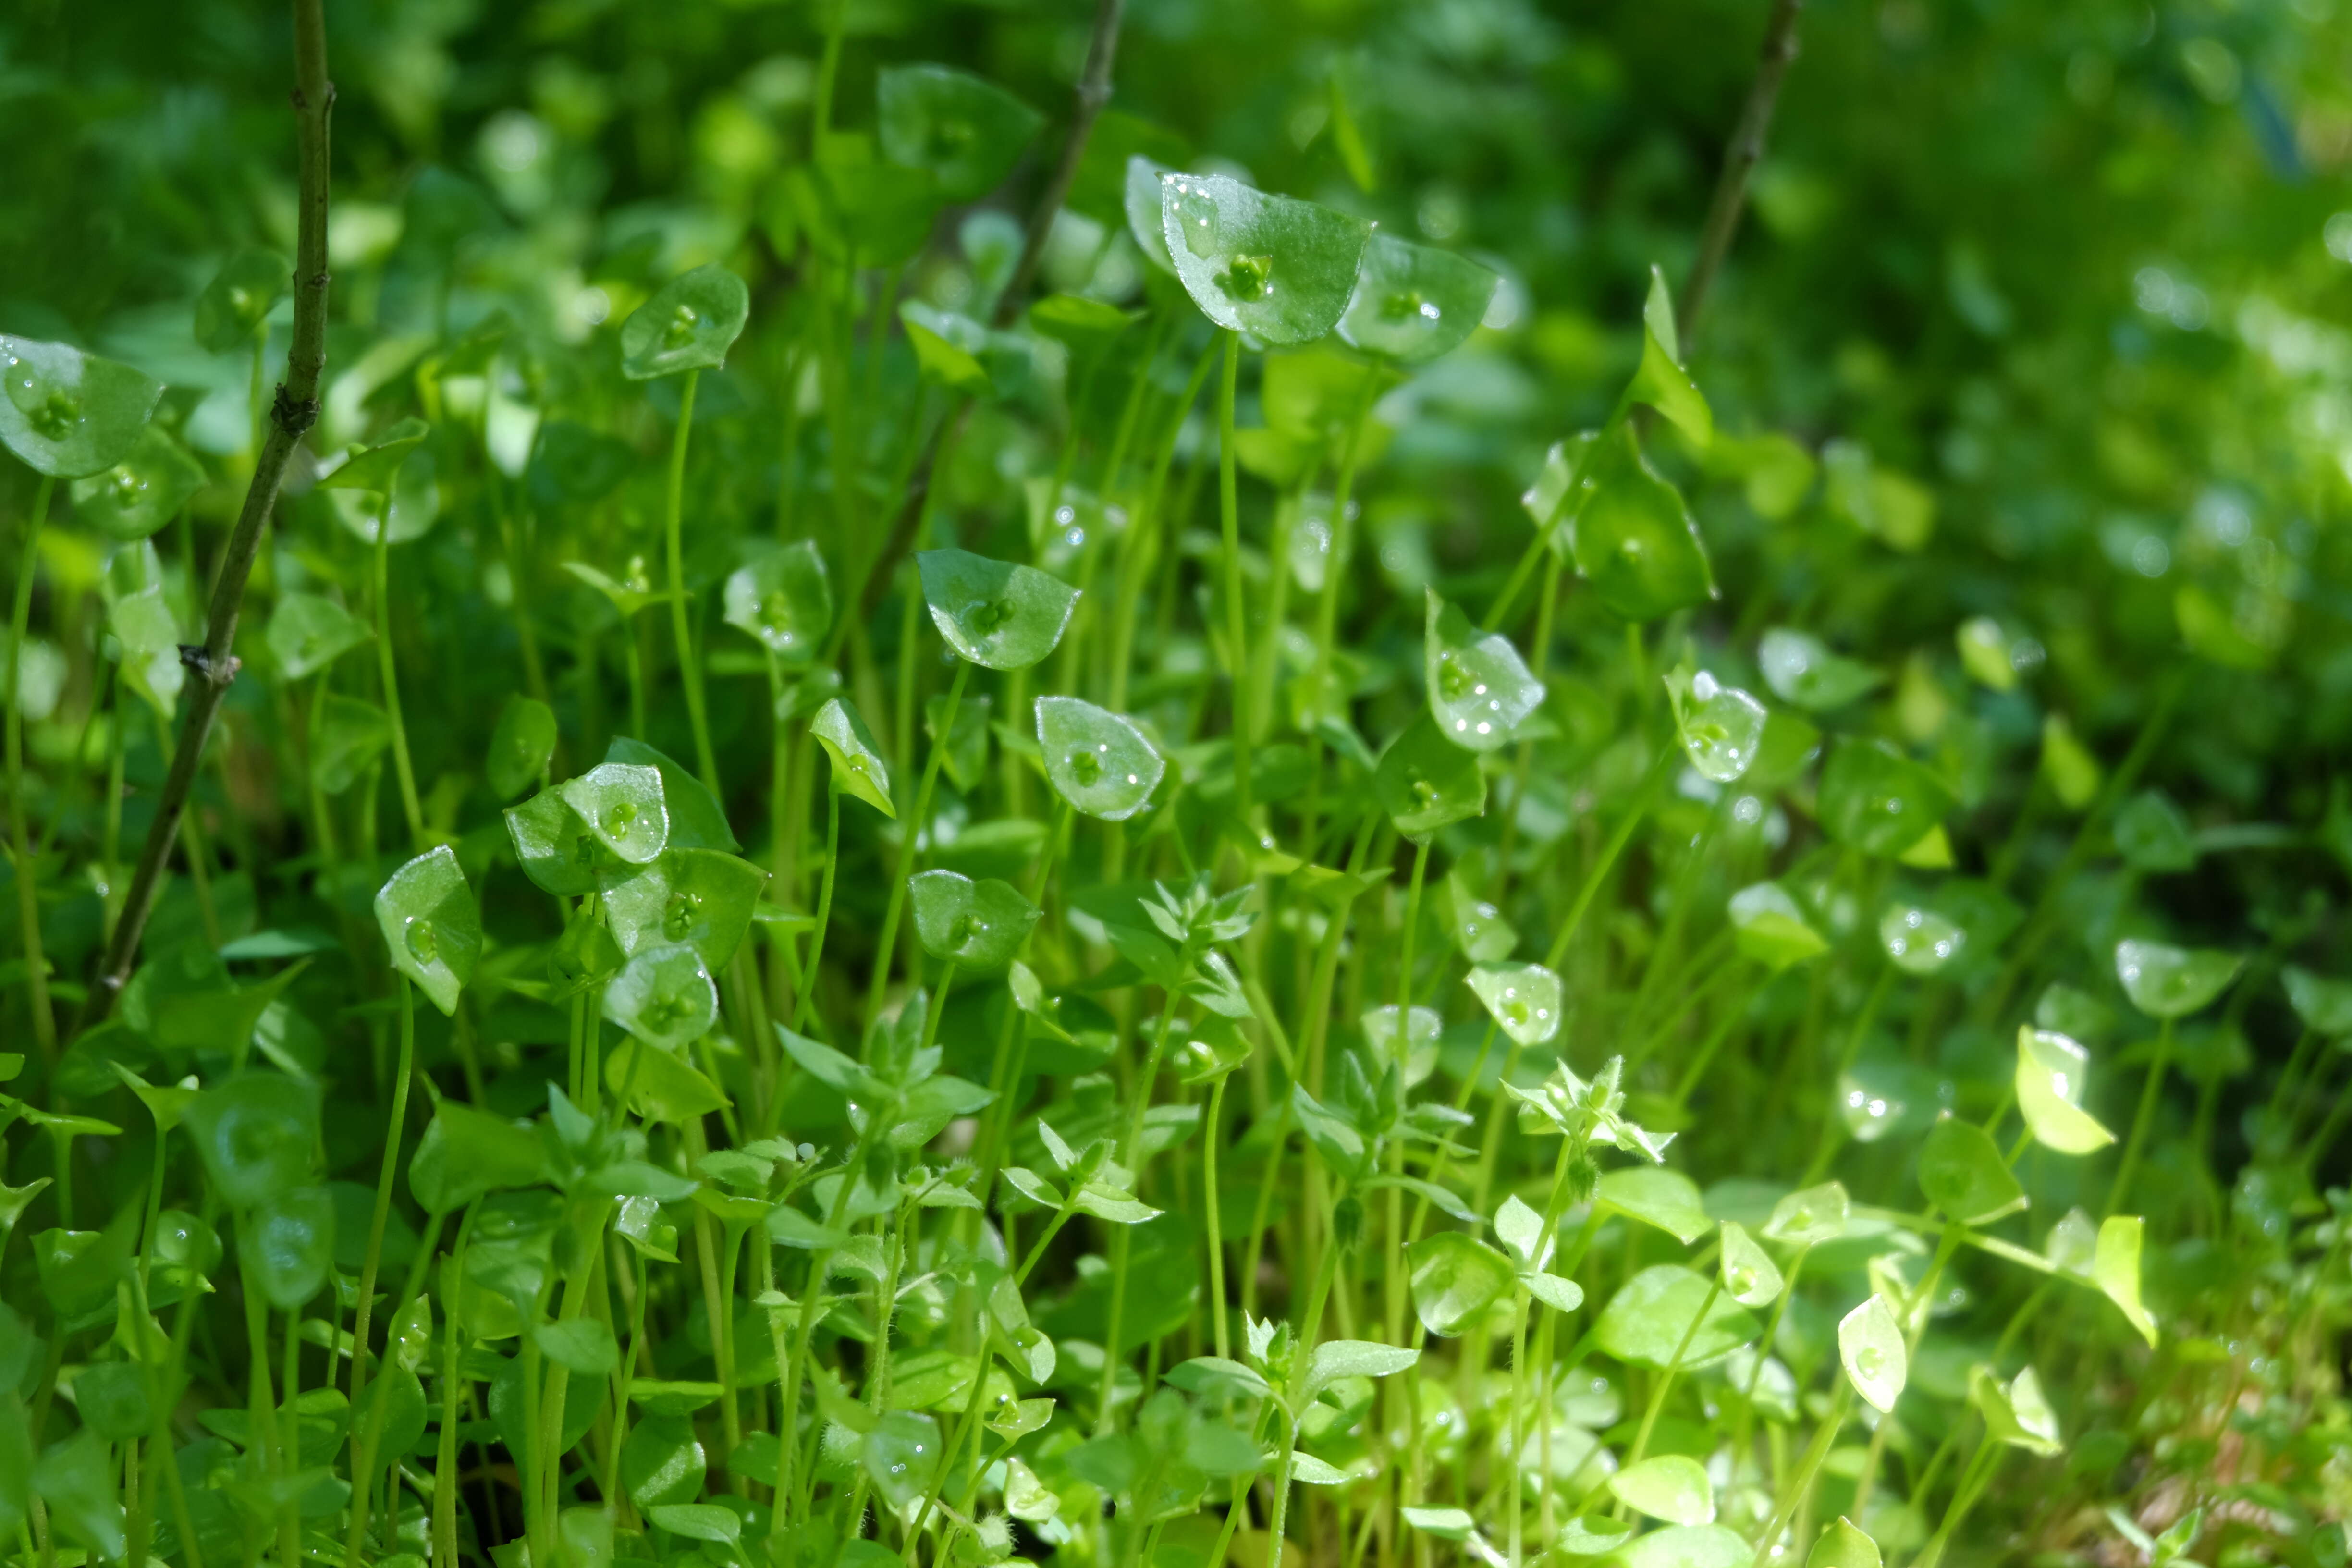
[1158,172,1370,344]
[2095,1215,2157,1346]
[1838,1295,1906,1413]
[621,1415,707,1508]
[2114,938,2240,1019]
[247,1184,335,1309]
[604,848,769,970]
[505,785,606,896]
[919,548,1078,671]
[1719,1221,1785,1307]
[862,1411,942,1510]
[1660,668,1766,783]
[605,739,737,850]
[877,65,1041,202]
[1555,1515,1637,1558]
[195,247,291,351]
[2015,1027,2114,1154]
[621,264,750,380]
[603,944,719,1051]
[1446,874,1518,962]
[1807,1518,1882,1568]
[1463,962,1561,1047]
[723,541,832,662]
[1728,882,1827,970]
[1971,1365,2061,1455]
[70,425,206,541]
[1572,423,1716,622]
[810,697,896,816]
[1598,1167,1710,1244]
[1919,1116,2025,1224]
[319,416,429,492]
[1335,233,1498,366]
[1596,1266,1758,1367]
[1035,695,1164,821]
[183,1074,319,1210]
[909,869,1040,968]
[1878,900,1964,975]
[1375,715,1486,843]
[1406,1232,1514,1337]
[1759,628,1884,710]
[486,695,557,801]
[1817,738,1954,858]
[1626,267,1712,447]
[267,593,372,681]
[1609,1454,1714,1527]
[0,336,164,478]
[374,846,480,1016]
[1424,591,1544,751]
[559,762,671,866]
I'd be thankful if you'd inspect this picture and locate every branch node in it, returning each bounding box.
[178,646,243,689]
[272,383,321,437]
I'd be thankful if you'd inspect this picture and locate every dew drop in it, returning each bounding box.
[405,919,438,965]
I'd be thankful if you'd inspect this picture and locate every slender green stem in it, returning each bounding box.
[793,778,843,1033]
[663,368,722,794]
[373,510,425,849]
[2107,1015,2173,1215]
[6,475,56,1063]
[866,658,969,1023]
[347,974,418,1419]
[1204,1072,1231,1360]
[1214,330,1251,829]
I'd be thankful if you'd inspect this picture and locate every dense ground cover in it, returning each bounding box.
[2,1,2350,1568]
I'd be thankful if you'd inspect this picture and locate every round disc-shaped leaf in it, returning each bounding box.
[723,541,832,662]
[1375,715,1487,843]
[604,849,770,971]
[1838,1295,1906,1413]
[1728,882,1827,971]
[810,697,896,817]
[1425,591,1544,752]
[1667,669,1767,784]
[266,592,372,681]
[909,869,1041,969]
[1465,962,1562,1048]
[1336,233,1498,366]
[195,248,292,352]
[1817,738,1954,858]
[374,845,480,1016]
[1759,628,1883,710]
[621,265,750,381]
[1406,1232,1514,1338]
[603,943,718,1051]
[1035,696,1164,821]
[918,549,1078,671]
[505,785,605,896]
[0,337,164,478]
[1917,1116,2025,1225]
[560,763,671,866]
[1159,172,1370,345]
[878,65,1043,203]
[2114,938,2241,1019]
[1609,1455,1714,1527]
[70,426,206,541]
[1878,901,1964,976]
[1572,426,1716,623]
[1595,1265,1759,1368]
[184,1074,321,1212]
[486,696,558,803]
[248,1185,336,1310]
[2015,1027,2114,1154]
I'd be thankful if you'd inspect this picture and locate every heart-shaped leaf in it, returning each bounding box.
[1335,233,1497,366]
[247,1185,335,1310]
[603,849,770,970]
[1375,715,1486,843]
[1728,882,1827,971]
[505,785,607,895]
[1464,963,1562,1047]
[918,549,1078,671]
[1878,900,1965,975]
[1719,1221,1784,1307]
[1596,1266,1759,1368]
[184,1074,320,1211]
[319,417,430,492]
[375,846,480,1016]
[1918,1116,2025,1225]
[604,944,718,1051]
[723,541,832,662]
[1035,696,1164,821]
[622,265,750,380]
[1571,424,1717,623]
[560,763,671,866]
[1609,1454,1714,1527]
[909,869,1041,969]
[1159,172,1369,345]
[70,426,206,541]
[1625,266,1712,447]
[0,336,164,478]
[485,697,556,804]
[1425,591,1544,752]
[810,697,895,816]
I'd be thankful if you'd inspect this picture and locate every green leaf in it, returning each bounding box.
[1595,1266,1759,1367]
[1525,1271,1585,1314]
[1609,1453,1715,1526]
[1918,1116,2025,1224]
[1029,294,1138,349]
[1374,715,1486,843]
[1719,1221,1784,1307]
[1625,266,1712,447]
[327,442,439,542]
[185,1074,319,1210]
[1728,882,1828,971]
[918,549,1078,671]
[1158,172,1370,345]
[926,687,991,792]
[1463,962,1561,1048]
[1400,1507,1479,1542]
[2040,713,2102,811]
[1035,696,1164,821]
[486,695,557,803]
[1571,424,1716,623]
[1597,1166,1710,1244]
[1665,668,1766,783]
[2283,965,2352,1037]
[2094,1215,2157,1347]
[1125,155,1179,272]
[621,1416,708,1508]
[606,1036,731,1124]
[603,849,769,971]
[1878,900,1965,976]
[899,302,992,393]
[1424,590,1544,752]
[70,425,207,541]
[909,870,1041,969]
[1305,1340,1418,1401]
[407,1102,545,1214]
[318,417,430,492]
[1406,1232,1515,1337]
[1838,1295,1906,1412]
[1758,628,1883,710]
[31,1428,125,1563]
[2114,938,2241,1019]
[2114,790,2197,873]
[195,247,291,352]
[1807,1518,1883,1568]
[862,1411,942,1509]
[810,698,896,817]
[603,944,718,1051]
[0,336,164,478]
[247,1184,335,1309]
[1613,1525,1753,1568]
[2015,1027,2114,1155]
[72,1362,153,1443]
[374,845,480,1016]
[505,785,606,896]
[560,762,671,866]
[877,65,1042,202]
[1970,1364,2061,1455]
[646,1504,741,1545]
[723,541,833,662]
[1817,738,1953,858]
[266,593,372,681]
[1554,1515,1636,1558]
[1335,233,1497,366]
[604,739,737,851]
[535,1319,620,1378]
[621,264,750,380]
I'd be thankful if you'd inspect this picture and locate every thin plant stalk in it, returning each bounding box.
[5,475,57,1061]
[663,368,723,794]
[1213,330,1251,827]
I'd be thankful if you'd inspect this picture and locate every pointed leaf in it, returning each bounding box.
[919,549,1077,671]
[723,541,832,662]
[1838,1295,1906,1413]
[1335,233,1497,366]
[2015,1028,2114,1154]
[71,426,207,541]
[603,944,718,1051]
[1035,696,1164,821]
[374,846,479,1016]
[621,265,750,380]
[1572,424,1716,623]
[1425,590,1544,752]
[909,869,1041,968]
[1375,715,1486,843]
[1159,172,1370,344]
[810,697,896,816]
[0,337,164,478]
